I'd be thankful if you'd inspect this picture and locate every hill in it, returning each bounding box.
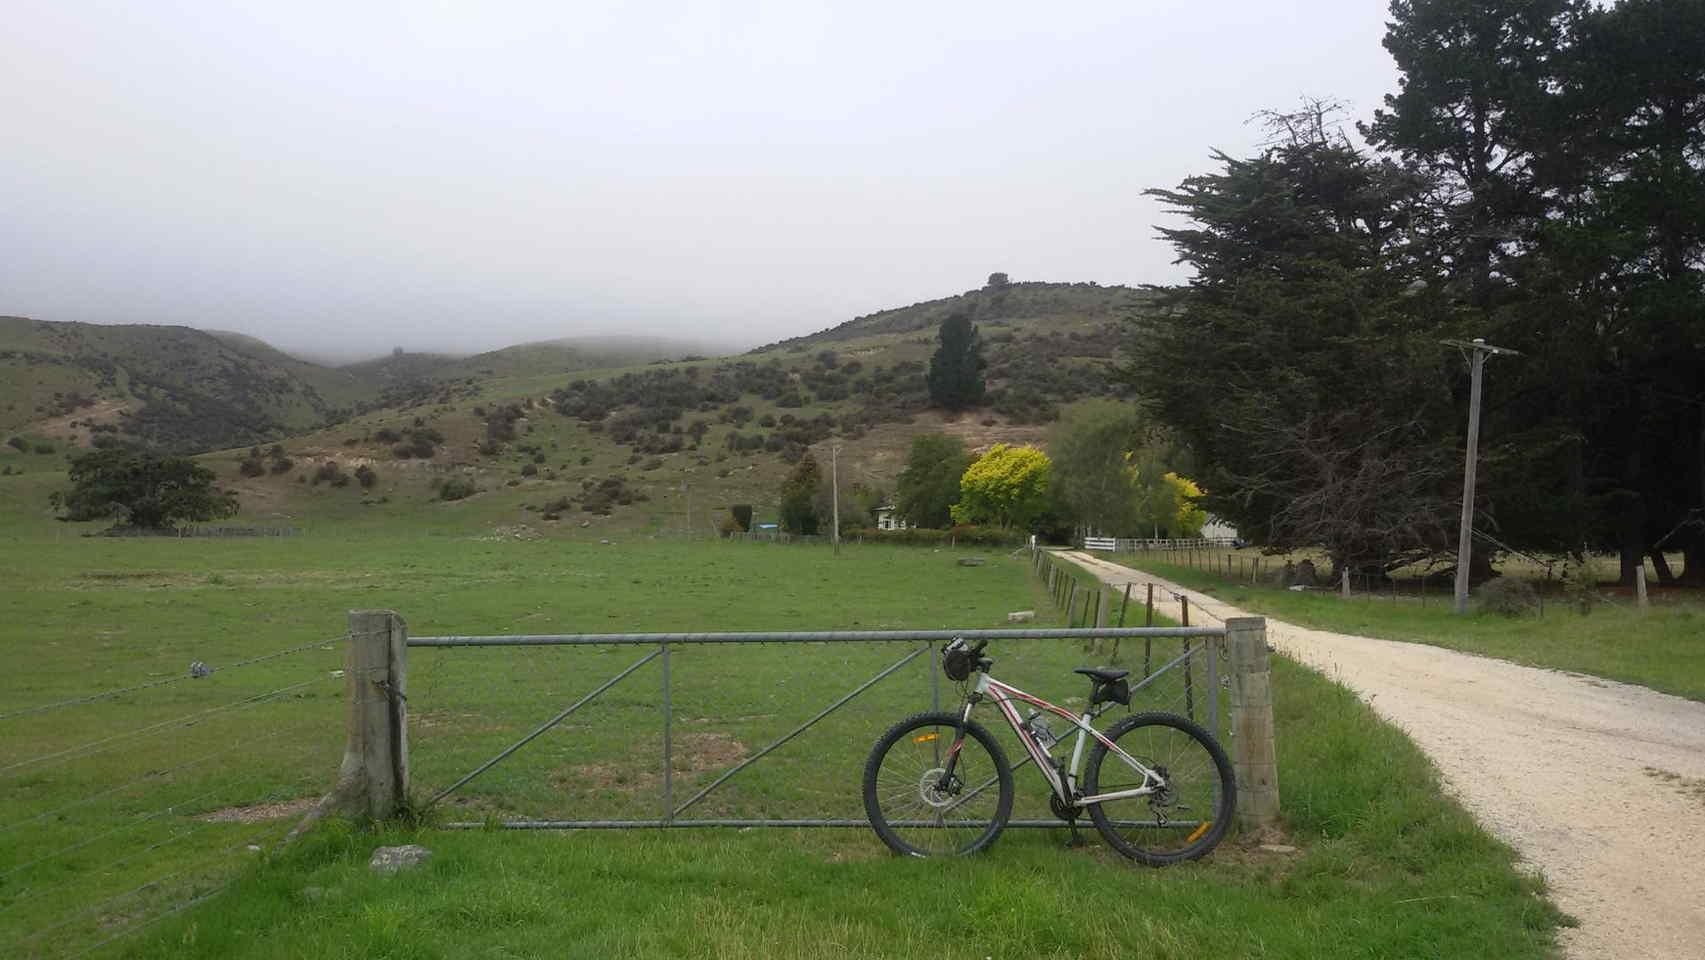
[0,316,363,453]
[150,281,1152,539]
[338,335,717,406]
[0,318,720,456]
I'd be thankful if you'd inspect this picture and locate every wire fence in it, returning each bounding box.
[0,635,347,958]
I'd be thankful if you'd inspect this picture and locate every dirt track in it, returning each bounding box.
[1061,551,1705,960]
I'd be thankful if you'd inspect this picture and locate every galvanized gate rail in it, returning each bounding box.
[407,626,1225,830]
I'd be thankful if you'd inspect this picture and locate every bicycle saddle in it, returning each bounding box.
[1074,667,1129,684]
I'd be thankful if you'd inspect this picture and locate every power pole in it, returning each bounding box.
[831,442,842,556]
[1444,338,1521,614]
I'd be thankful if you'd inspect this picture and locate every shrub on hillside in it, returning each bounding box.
[238,456,266,478]
[438,477,477,501]
[270,456,294,475]
[33,442,55,455]
[1475,577,1539,617]
[6,437,27,452]
[354,464,377,489]
[310,460,350,487]
[520,463,538,477]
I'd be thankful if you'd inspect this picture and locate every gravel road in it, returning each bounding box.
[1062,551,1705,960]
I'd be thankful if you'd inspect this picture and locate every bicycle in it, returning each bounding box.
[862,637,1235,865]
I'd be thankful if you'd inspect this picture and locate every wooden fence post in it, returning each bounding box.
[326,610,409,820]
[1226,616,1279,831]
[1636,563,1649,610]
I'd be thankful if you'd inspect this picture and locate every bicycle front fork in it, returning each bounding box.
[936,697,979,790]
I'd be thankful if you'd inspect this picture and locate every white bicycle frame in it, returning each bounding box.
[963,670,1163,807]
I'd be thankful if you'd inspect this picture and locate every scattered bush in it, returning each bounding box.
[1475,576,1539,617]
[6,437,28,452]
[438,477,477,501]
[238,456,266,478]
[354,464,378,489]
[731,504,753,532]
[520,463,538,477]
[33,442,55,455]
[310,460,350,487]
[270,456,294,475]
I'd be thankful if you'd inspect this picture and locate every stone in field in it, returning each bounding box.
[369,844,432,875]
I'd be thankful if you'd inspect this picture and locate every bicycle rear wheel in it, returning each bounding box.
[862,712,1013,857]
[1083,711,1235,866]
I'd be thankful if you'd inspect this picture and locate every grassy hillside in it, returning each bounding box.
[0,316,362,452]
[338,335,717,407]
[2,282,1148,538]
[169,283,1146,540]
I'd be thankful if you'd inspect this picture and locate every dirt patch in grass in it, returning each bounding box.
[553,732,747,793]
[197,797,319,823]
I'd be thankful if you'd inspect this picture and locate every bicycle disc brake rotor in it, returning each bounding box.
[918,768,960,809]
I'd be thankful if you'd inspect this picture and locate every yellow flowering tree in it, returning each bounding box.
[951,444,1053,530]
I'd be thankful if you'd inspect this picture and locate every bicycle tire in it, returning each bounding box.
[862,711,1013,857]
[1083,711,1235,866]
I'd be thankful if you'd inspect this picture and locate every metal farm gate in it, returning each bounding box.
[394,625,1237,831]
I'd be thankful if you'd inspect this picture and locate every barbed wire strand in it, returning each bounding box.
[1,675,329,776]
[20,793,313,957]
[62,877,235,960]
[3,723,332,879]
[0,722,309,835]
[0,634,348,722]
[0,743,327,916]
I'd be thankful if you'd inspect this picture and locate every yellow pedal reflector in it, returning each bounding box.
[912,733,939,744]
[1185,822,1212,844]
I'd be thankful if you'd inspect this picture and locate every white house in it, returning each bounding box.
[874,502,913,531]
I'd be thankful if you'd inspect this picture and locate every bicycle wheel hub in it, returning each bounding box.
[919,768,960,808]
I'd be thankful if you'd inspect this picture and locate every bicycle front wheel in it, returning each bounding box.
[862,711,1013,857]
[1084,711,1235,866]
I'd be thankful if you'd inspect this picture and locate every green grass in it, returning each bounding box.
[1109,557,1705,702]
[0,529,1563,958]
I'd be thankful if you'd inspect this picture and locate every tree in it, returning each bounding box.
[51,449,238,530]
[1047,401,1169,536]
[1134,105,1458,575]
[894,433,970,528]
[778,452,822,534]
[986,272,1010,288]
[731,504,753,532]
[1365,0,1580,307]
[952,444,1053,530]
[926,313,986,411]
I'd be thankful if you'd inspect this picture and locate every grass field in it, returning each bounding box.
[1108,555,1705,703]
[0,526,1566,959]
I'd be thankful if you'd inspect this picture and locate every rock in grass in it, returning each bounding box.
[1007,611,1035,623]
[369,844,432,875]
[957,557,986,567]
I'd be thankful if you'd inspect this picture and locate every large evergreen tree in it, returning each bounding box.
[1134,106,1458,574]
[926,313,987,411]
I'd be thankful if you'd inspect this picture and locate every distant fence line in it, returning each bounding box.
[1081,536,1238,553]
[176,525,301,538]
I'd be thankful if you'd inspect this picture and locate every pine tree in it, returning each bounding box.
[926,313,986,411]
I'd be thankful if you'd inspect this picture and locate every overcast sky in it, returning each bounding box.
[1,1,1397,360]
